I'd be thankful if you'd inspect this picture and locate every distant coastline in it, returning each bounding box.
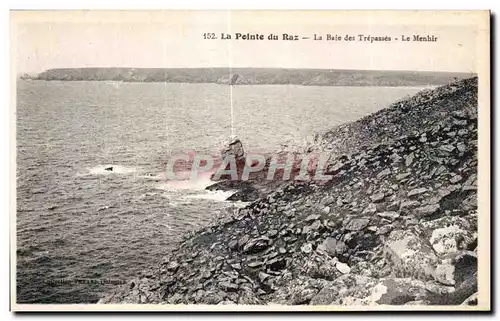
[21,68,474,87]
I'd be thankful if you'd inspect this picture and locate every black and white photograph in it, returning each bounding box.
[10,10,491,311]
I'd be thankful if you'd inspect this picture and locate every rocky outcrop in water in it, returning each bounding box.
[99,77,478,306]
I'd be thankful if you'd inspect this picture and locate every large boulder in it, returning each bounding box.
[421,216,476,257]
[385,230,438,280]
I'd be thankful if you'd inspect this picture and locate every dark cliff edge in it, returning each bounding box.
[33,67,473,87]
[99,77,479,306]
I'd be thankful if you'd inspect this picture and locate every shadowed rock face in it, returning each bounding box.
[99,77,479,306]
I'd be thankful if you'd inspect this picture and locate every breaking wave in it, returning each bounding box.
[86,165,139,175]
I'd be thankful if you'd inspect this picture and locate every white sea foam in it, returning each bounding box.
[233,200,251,208]
[137,172,168,180]
[88,165,138,175]
[182,190,236,202]
[154,174,214,191]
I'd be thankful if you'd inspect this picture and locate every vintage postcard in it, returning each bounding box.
[10,10,490,311]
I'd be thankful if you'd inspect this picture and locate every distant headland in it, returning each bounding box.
[22,68,474,87]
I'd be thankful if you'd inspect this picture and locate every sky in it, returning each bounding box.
[12,11,486,74]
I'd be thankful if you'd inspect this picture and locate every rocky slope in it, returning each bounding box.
[34,67,471,87]
[99,77,478,306]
